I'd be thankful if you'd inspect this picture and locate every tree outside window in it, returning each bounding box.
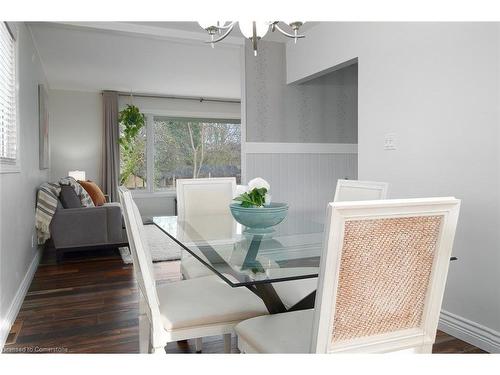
[120,116,240,191]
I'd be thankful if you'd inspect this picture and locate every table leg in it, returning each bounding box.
[288,290,316,312]
[248,283,287,314]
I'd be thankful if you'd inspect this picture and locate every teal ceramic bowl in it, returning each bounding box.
[229,202,289,230]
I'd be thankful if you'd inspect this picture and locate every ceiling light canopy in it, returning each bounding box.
[198,21,305,56]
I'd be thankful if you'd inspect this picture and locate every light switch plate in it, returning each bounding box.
[384,133,396,150]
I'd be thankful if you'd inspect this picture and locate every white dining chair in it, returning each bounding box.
[176,178,237,280]
[176,177,237,220]
[235,197,460,353]
[118,187,269,354]
[334,179,389,202]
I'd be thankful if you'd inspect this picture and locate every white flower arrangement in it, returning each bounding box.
[247,177,270,192]
[234,177,271,208]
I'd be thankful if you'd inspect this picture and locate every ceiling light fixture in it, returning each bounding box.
[198,21,305,56]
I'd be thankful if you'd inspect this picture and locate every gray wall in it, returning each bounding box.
[49,90,103,186]
[245,40,357,143]
[287,22,500,351]
[244,40,358,222]
[0,23,49,344]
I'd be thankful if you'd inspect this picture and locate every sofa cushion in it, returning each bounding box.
[59,185,82,209]
[79,180,106,206]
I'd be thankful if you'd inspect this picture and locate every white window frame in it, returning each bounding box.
[0,22,20,174]
[128,113,242,198]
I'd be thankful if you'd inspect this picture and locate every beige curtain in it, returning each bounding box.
[101,91,120,202]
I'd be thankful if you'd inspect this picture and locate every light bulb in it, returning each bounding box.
[238,21,270,39]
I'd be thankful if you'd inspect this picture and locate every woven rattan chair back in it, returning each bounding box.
[311,198,460,353]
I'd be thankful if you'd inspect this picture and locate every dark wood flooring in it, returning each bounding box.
[2,248,487,354]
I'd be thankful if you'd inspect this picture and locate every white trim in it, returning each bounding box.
[0,161,21,174]
[145,114,154,193]
[439,310,500,353]
[245,142,358,154]
[239,45,247,184]
[56,22,244,48]
[0,249,42,351]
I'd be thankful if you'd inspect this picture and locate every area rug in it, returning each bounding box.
[119,224,182,264]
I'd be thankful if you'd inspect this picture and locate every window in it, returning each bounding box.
[0,22,17,168]
[120,115,241,192]
[119,121,147,189]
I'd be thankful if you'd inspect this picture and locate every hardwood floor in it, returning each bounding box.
[3,249,487,354]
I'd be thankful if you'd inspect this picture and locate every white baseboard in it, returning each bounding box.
[439,310,500,353]
[0,249,42,351]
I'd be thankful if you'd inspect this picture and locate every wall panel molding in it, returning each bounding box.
[245,142,358,154]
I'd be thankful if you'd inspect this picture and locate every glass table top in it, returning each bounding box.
[152,213,325,287]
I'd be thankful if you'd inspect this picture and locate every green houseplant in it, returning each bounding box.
[118,104,146,186]
[118,104,146,145]
[233,177,271,208]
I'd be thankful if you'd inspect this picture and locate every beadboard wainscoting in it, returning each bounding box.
[245,143,358,235]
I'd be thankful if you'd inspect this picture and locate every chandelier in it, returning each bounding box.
[198,21,305,56]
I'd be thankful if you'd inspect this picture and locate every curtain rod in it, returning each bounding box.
[114,91,240,104]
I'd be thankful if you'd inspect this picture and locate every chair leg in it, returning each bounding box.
[152,346,165,354]
[138,293,151,353]
[138,314,151,354]
[223,333,232,353]
[195,337,203,353]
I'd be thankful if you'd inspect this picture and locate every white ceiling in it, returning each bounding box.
[28,22,243,98]
[28,22,318,98]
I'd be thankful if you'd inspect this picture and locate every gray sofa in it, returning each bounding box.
[48,185,128,262]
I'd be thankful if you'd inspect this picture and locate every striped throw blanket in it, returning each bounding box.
[59,176,95,208]
[36,182,61,245]
[35,177,95,244]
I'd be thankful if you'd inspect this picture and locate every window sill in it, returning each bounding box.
[0,162,21,174]
[130,190,177,199]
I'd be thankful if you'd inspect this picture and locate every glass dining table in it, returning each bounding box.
[152,212,325,314]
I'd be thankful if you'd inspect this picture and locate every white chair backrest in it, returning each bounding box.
[334,179,389,202]
[311,197,460,353]
[118,187,163,343]
[176,178,236,220]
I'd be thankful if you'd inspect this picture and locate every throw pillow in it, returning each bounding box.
[59,185,82,209]
[79,180,106,206]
